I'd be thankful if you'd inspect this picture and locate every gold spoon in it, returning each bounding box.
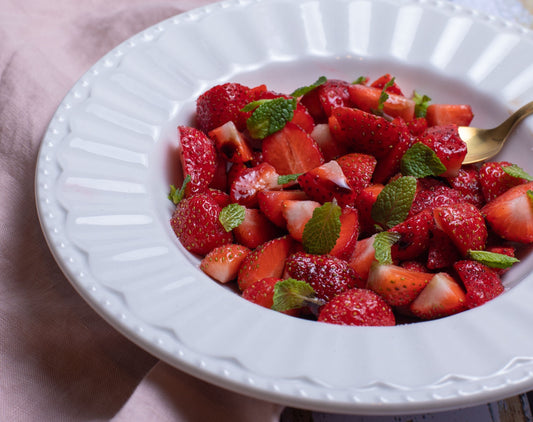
[459,101,533,164]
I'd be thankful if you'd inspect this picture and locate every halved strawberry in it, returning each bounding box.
[257,189,309,227]
[348,84,415,121]
[366,262,433,307]
[233,207,283,249]
[426,104,474,127]
[329,206,359,260]
[389,209,434,261]
[478,161,529,203]
[281,199,321,242]
[262,122,324,175]
[482,181,533,243]
[454,260,504,308]
[311,123,350,161]
[178,126,217,196]
[355,184,384,236]
[237,236,296,290]
[409,272,467,319]
[229,162,280,207]
[200,244,251,283]
[433,202,487,256]
[208,121,253,163]
[336,153,377,197]
[446,164,484,208]
[242,277,300,316]
[347,235,376,281]
[318,288,396,326]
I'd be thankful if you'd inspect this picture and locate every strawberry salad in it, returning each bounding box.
[169,74,533,326]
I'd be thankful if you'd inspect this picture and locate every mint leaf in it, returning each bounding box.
[271,278,317,312]
[468,250,519,269]
[353,76,367,84]
[528,190,533,207]
[401,142,447,178]
[373,232,401,265]
[413,91,431,118]
[376,77,395,112]
[302,202,342,255]
[219,203,245,232]
[278,173,302,185]
[503,164,533,181]
[290,76,327,97]
[168,174,191,205]
[240,99,269,113]
[245,97,297,139]
[371,176,417,230]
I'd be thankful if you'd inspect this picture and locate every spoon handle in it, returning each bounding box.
[496,101,533,136]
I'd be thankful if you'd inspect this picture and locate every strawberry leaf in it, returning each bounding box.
[373,232,401,265]
[219,203,245,232]
[278,173,302,185]
[371,176,417,230]
[168,174,191,205]
[245,97,297,139]
[290,76,327,97]
[468,250,519,269]
[503,164,533,181]
[271,278,317,312]
[401,142,447,178]
[302,202,342,255]
[413,91,431,118]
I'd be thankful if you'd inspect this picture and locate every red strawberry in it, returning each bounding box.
[389,209,434,261]
[486,245,516,275]
[355,184,384,236]
[348,83,415,121]
[454,260,504,308]
[178,126,217,196]
[427,228,460,270]
[281,199,321,242]
[285,252,364,301]
[433,202,487,256]
[371,124,414,184]
[409,183,464,217]
[242,277,300,316]
[257,189,309,227]
[478,161,529,202]
[237,236,295,290]
[401,260,428,273]
[366,262,433,307]
[230,162,280,207]
[329,206,360,260]
[311,123,350,161]
[209,154,228,192]
[291,103,316,133]
[446,164,485,208]
[170,193,233,255]
[208,121,253,163]
[233,207,283,249]
[318,288,396,326]
[347,235,376,281]
[482,181,533,243]
[317,79,353,117]
[426,104,474,127]
[206,188,231,208]
[200,244,251,283]
[405,117,428,137]
[336,153,377,197]
[370,73,404,95]
[409,272,467,319]
[262,122,324,175]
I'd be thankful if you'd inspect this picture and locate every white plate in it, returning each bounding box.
[35,0,533,415]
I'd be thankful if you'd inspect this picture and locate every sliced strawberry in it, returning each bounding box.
[372,123,414,184]
[257,189,308,227]
[318,288,396,326]
[366,262,433,307]
[417,124,467,177]
[237,236,295,290]
[336,153,377,197]
[208,121,253,163]
[409,272,467,320]
[427,228,460,270]
[170,193,233,256]
[426,104,474,127]
[300,85,326,123]
[482,181,533,243]
[330,206,359,260]
[446,164,484,208]
[454,260,504,308]
[310,123,350,161]
[409,182,464,217]
[242,277,300,316]
[355,184,384,236]
[478,161,529,203]
[370,73,404,95]
[433,202,487,256]
[317,79,353,117]
[200,244,251,283]
[234,207,283,249]
[389,209,434,261]
[262,122,324,175]
[348,84,415,121]
[347,235,376,281]
[177,126,217,196]
[291,103,316,133]
[281,199,321,242]
[229,162,280,207]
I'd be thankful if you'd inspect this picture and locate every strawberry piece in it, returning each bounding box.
[370,73,404,95]
[317,79,353,117]
[348,84,415,121]
[208,121,253,163]
[409,272,467,320]
[329,107,408,158]
[311,123,350,161]
[230,162,280,207]
[433,202,488,256]
[454,260,504,308]
[206,188,231,208]
[355,184,384,236]
[330,206,360,260]
[417,124,467,177]
[401,260,428,273]
[262,122,324,175]
[178,126,217,196]
[366,263,433,307]
[446,164,484,208]
[200,244,251,283]
[234,208,283,249]
[409,183,464,217]
[291,103,316,133]
[209,154,228,192]
[347,235,376,281]
[318,288,396,326]
[426,104,474,127]
[237,236,295,290]
[336,153,377,197]
[427,228,460,270]
[170,193,233,256]
[242,277,300,316]
[257,189,308,227]
[297,160,354,206]
[479,161,529,203]
[389,209,434,261]
[281,199,321,242]
[405,117,428,137]
[196,82,254,133]
[482,181,533,243]
[285,252,364,301]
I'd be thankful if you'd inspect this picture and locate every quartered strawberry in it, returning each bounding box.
[482,181,533,243]
[170,193,233,256]
[208,121,253,163]
[329,206,360,260]
[409,272,467,319]
[348,83,415,121]
[233,207,283,249]
[347,235,376,281]
[366,262,433,307]
[200,244,251,283]
[478,161,529,203]
[355,184,384,236]
[446,164,485,208]
[242,277,301,316]
[311,123,350,161]
[433,202,487,256]
[262,122,324,175]
[389,209,434,261]
[230,162,280,207]
[426,228,460,270]
[336,153,377,197]
[285,252,364,301]
[178,126,217,196]
[454,260,504,308]
[370,73,404,95]
[318,288,396,326]
[237,236,296,290]
[281,199,321,242]
[425,104,474,127]
[417,124,467,177]
[257,189,309,227]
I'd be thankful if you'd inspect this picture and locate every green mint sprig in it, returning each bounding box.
[467,250,519,269]
[401,142,447,178]
[290,76,327,97]
[371,176,417,231]
[168,174,191,205]
[242,97,297,139]
[413,91,431,118]
[219,203,246,232]
[302,202,342,255]
[271,278,324,312]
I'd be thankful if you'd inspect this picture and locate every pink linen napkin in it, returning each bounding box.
[0,0,282,420]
